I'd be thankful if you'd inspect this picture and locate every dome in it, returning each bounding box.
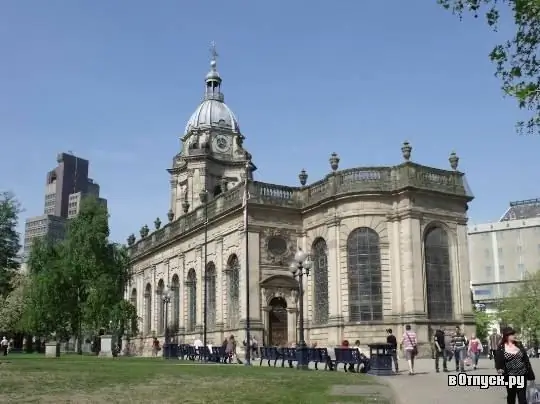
[184,45,240,136]
[184,99,240,135]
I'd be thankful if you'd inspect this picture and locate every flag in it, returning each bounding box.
[242,176,250,229]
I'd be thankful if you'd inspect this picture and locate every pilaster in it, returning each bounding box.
[326,219,341,319]
[196,247,203,330]
[178,254,185,331]
[215,237,224,324]
[399,213,425,317]
[456,223,473,319]
[287,307,298,345]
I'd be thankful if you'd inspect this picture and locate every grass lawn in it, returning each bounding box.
[0,355,390,403]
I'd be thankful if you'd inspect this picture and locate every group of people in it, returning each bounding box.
[385,325,535,404]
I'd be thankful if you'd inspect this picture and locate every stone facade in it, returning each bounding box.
[125,50,475,357]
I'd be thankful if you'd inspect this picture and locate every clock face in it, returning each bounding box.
[213,135,231,153]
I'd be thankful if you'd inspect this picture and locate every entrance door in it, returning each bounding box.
[269,297,288,346]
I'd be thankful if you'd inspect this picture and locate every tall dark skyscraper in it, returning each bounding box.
[23,152,107,258]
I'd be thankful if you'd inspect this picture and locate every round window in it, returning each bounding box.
[267,236,287,256]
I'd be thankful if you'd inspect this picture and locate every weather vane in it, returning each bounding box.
[209,41,218,62]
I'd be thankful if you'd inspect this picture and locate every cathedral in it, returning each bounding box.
[125,47,475,356]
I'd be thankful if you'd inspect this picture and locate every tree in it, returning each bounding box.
[22,237,72,340]
[498,271,540,340]
[0,192,21,297]
[474,307,492,341]
[438,0,540,133]
[0,273,29,333]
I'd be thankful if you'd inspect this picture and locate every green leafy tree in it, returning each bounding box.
[0,192,21,297]
[498,271,540,339]
[438,0,540,133]
[0,273,29,333]
[23,238,72,340]
[474,308,492,341]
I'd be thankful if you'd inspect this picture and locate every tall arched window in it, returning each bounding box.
[347,227,383,322]
[187,269,197,332]
[144,284,152,335]
[227,255,240,329]
[206,262,217,329]
[171,274,180,329]
[156,279,165,334]
[425,226,453,320]
[130,288,137,309]
[312,238,329,325]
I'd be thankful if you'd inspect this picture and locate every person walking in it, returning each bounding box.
[489,328,502,361]
[495,327,535,404]
[433,326,448,372]
[451,326,468,372]
[386,328,399,373]
[468,333,482,370]
[1,337,8,356]
[401,324,417,375]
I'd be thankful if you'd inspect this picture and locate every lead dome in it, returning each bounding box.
[183,48,240,136]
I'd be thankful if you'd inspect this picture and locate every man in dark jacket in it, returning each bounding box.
[433,326,448,372]
[386,328,398,373]
[489,328,501,361]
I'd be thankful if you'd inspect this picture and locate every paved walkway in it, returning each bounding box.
[379,357,540,404]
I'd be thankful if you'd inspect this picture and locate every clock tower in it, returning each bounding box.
[167,43,255,220]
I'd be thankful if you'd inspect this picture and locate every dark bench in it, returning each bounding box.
[259,346,280,367]
[211,346,228,363]
[310,347,334,370]
[279,347,296,368]
[334,348,370,373]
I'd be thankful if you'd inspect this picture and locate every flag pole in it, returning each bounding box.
[243,157,251,366]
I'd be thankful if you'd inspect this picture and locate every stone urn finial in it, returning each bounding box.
[401,141,412,161]
[182,199,190,214]
[449,151,459,171]
[167,209,174,222]
[329,152,340,172]
[298,169,308,186]
[154,217,162,230]
[127,233,136,246]
[140,225,149,238]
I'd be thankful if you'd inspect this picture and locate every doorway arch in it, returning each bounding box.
[269,297,288,346]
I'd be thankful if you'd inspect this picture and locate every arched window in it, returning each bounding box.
[130,288,137,309]
[144,284,152,335]
[347,227,383,322]
[187,269,197,332]
[156,279,165,334]
[227,255,240,329]
[312,238,329,325]
[171,275,180,329]
[425,227,453,320]
[206,262,217,329]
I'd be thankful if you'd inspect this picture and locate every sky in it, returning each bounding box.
[1,1,538,244]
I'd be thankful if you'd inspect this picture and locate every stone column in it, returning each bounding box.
[151,266,157,335]
[326,218,342,346]
[196,247,203,332]
[262,306,271,345]
[215,238,224,327]
[399,213,424,318]
[389,216,403,317]
[240,230,262,327]
[177,254,186,334]
[287,308,297,345]
[456,223,474,322]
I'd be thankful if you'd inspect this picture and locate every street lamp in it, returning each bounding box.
[162,286,172,359]
[289,249,312,370]
[199,189,209,350]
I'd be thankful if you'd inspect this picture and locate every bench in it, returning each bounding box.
[211,346,228,363]
[279,347,296,368]
[310,347,334,370]
[259,346,280,367]
[334,348,370,373]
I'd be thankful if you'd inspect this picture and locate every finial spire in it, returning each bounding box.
[209,41,218,68]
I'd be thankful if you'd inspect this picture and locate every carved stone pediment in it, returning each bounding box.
[260,227,296,266]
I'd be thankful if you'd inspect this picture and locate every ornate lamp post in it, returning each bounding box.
[162,286,172,359]
[289,249,312,370]
[199,189,209,349]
